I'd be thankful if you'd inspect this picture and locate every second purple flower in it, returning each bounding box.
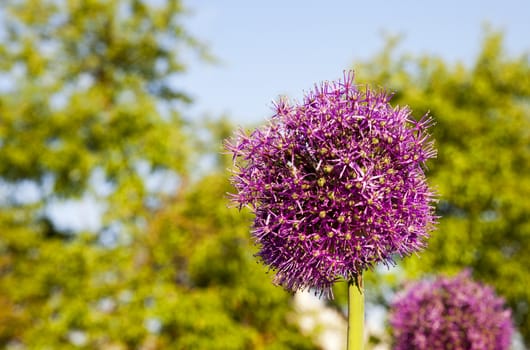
[226,72,437,298]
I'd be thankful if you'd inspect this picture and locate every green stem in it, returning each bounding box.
[347,274,364,350]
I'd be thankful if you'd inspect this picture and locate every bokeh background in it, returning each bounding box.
[0,1,529,349]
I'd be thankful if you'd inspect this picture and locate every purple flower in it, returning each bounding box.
[226,72,437,298]
[390,271,514,350]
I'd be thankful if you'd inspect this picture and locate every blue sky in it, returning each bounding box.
[180,0,530,125]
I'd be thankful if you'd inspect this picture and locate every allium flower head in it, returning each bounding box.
[390,271,514,350]
[226,72,437,298]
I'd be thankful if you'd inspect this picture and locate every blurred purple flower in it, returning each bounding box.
[226,72,437,298]
[390,271,514,350]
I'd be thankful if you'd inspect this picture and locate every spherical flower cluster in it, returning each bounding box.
[390,271,514,350]
[226,72,437,298]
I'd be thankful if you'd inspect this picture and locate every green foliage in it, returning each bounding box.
[0,174,317,348]
[0,1,315,349]
[0,0,192,197]
[356,31,530,345]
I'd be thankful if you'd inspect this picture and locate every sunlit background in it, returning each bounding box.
[0,0,529,349]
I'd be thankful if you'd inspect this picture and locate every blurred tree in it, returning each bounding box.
[0,1,315,348]
[355,31,530,346]
[0,0,196,215]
